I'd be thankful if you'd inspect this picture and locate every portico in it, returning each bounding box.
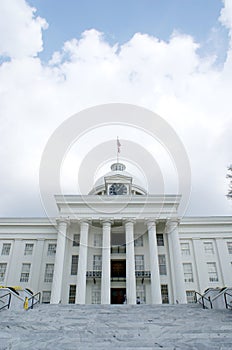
[50,162,186,304]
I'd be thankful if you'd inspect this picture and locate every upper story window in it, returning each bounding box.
[1,243,11,256]
[20,263,31,282]
[93,255,102,271]
[73,234,80,247]
[157,234,164,246]
[227,242,232,254]
[134,236,143,247]
[0,263,7,283]
[71,255,79,275]
[183,263,194,283]
[94,234,102,247]
[204,242,214,255]
[158,254,167,275]
[44,263,54,282]
[207,262,218,282]
[135,255,144,271]
[181,242,190,256]
[47,243,56,256]
[24,243,34,256]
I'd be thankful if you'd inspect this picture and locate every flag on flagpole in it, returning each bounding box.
[117,137,121,153]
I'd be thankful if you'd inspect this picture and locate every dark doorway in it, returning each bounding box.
[111,260,126,278]
[111,288,126,304]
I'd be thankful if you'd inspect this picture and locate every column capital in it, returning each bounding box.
[165,218,180,233]
[145,218,158,228]
[56,217,70,226]
[100,219,114,226]
[123,218,136,225]
[79,219,91,226]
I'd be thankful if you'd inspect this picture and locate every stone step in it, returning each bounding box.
[0,304,232,349]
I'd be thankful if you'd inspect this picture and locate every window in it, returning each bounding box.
[69,285,76,304]
[92,285,101,304]
[161,284,169,304]
[204,242,214,255]
[135,255,144,271]
[73,234,80,247]
[1,243,11,256]
[0,263,7,283]
[93,255,102,271]
[44,264,54,282]
[207,262,218,282]
[158,255,167,275]
[157,234,164,246]
[134,236,143,247]
[186,290,196,303]
[20,263,31,282]
[42,291,51,304]
[181,243,190,256]
[136,284,146,304]
[47,243,56,256]
[183,263,194,282]
[71,255,79,275]
[94,234,102,247]
[227,242,232,254]
[24,243,34,256]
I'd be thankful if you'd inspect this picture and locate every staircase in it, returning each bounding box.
[1,304,232,349]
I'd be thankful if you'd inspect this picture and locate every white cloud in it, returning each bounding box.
[0,0,232,216]
[0,0,47,58]
[220,0,232,37]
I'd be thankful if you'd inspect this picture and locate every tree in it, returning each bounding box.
[226,165,232,199]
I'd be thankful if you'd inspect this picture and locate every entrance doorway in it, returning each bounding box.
[111,288,126,304]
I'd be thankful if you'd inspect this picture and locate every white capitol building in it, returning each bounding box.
[0,161,232,305]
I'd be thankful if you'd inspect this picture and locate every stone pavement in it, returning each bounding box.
[0,304,232,349]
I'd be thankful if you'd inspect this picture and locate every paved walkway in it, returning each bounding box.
[0,304,232,349]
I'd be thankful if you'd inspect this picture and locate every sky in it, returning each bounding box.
[0,0,232,218]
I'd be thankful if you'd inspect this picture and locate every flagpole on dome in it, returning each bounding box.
[117,137,121,163]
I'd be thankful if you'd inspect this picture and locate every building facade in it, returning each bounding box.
[0,163,232,304]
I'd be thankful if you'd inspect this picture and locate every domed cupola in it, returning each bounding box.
[89,162,147,196]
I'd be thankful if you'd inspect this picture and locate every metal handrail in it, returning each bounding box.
[0,292,11,311]
[195,291,213,309]
[27,291,41,310]
[224,291,232,309]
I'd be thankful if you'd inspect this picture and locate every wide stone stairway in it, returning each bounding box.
[0,304,232,350]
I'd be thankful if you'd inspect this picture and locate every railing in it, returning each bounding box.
[135,271,151,278]
[0,292,11,311]
[86,271,102,278]
[224,292,232,309]
[27,291,41,310]
[195,291,213,309]
[111,245,126,254]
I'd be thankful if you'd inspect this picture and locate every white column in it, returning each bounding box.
[192,238,208,293]
[31,239,45,292]
[166,219,187,304]
[101,220,111,304]
[125,220,136,304]
[215,238,231,286]
[50,219,68,304]
[76,220,89,304]
[7,239,24,286]
[147,220,162,304]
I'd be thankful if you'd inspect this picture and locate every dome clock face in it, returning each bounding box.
[109,183,127,195]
